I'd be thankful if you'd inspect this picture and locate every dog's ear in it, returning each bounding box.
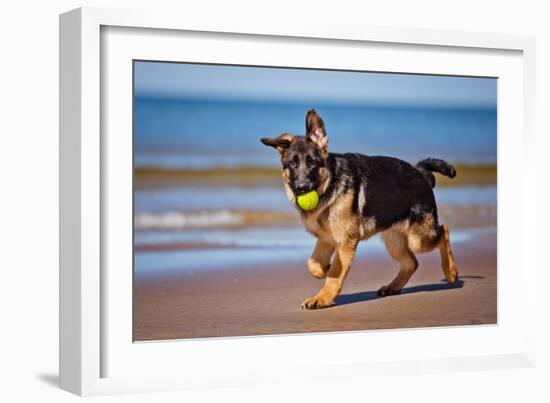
[261,133,295,159]
[305,109,328,158]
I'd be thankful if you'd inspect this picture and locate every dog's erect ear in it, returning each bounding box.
[305,109,328,158]
[261,133,295,159]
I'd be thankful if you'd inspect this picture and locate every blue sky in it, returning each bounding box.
[134,61,496,109]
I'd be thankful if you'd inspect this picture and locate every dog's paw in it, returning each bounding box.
[301,295,333,310]
[307,258,328,279]
[377,285,401,297]
[446,264,459,284]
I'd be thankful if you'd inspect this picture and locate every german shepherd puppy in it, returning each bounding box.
[261,109,459,310]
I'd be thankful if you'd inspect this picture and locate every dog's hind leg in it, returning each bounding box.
[406,215,459,285]
[437,224,458,284]
[378,228,419,296]
[307,239,335,279]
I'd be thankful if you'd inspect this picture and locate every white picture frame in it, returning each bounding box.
[59,6,537,396]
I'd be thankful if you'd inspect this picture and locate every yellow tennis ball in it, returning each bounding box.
[297,190,319,211]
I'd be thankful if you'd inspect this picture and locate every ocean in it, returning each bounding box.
[133,97,497,280]
[134,98,497,169]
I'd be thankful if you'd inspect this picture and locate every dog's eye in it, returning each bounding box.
[289,160,298,169]
[305,156,316,168]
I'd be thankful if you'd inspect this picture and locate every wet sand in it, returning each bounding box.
[134,231,496,341]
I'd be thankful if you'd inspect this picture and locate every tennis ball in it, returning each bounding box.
[297,190,319,211]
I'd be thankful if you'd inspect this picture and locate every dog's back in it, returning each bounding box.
[319,153,455,232]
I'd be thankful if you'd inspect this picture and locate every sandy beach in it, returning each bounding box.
[133,228,496,341]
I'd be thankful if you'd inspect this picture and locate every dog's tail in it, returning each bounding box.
[416,158,456,188]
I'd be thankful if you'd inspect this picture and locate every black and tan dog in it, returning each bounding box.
[261,109,458,310]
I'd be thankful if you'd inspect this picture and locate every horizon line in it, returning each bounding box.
[134,93,498,111]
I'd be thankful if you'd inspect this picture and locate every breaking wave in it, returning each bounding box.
[134,209,297,230]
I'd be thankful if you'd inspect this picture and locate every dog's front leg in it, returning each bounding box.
[301,240,358,310]
[307,239,335,279]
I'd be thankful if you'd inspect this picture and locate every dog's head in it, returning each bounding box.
[261,109,330,198]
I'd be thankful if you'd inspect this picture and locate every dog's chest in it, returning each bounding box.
[301,208,334,243]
